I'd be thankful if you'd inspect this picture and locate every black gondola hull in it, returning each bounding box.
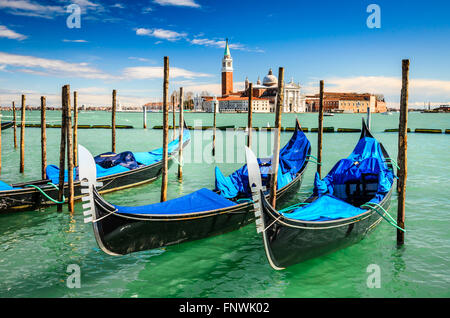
[1,121,14,130]
[260,190,392,268]
[257,118,394,269]
[0,160,173,213]
[92,161,307,255]
[0,135,191,213]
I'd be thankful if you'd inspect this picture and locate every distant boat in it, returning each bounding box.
[1,121,13,130]
[381,112,393,115]
[324,113,334,117]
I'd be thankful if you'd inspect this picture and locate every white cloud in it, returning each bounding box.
[0,25,27,40]
[62,39,88,43]
[135,27,187,41]
[189,37,264,53]
[0,0,65,18]
[142,7,153,13]
[128,56,154,63]
[111,3,125,9]
[153,0,200,8]
[0,51,113,79]
[123,66,212,80]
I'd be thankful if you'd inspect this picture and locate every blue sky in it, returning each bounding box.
[0,0,449,107]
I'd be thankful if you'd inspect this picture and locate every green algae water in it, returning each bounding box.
[0,111,449,298]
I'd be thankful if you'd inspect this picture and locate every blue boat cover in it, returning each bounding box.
[46,128,191,183]
[285,137,393,222]
[114,188,236,215]
[95,151,139,170]
[0,180,14,191]
[283,194,365,221]
[46,165,78,184]
[134,128,191,165]
[215,126,310,199]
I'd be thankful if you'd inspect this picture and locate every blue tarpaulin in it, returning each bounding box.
[283,194,365,221]
[313,137,393,201]
[0,180,14,191]
[45,128,190,184]
[215,126,310,199]
[114,188,236,215]
[286,137,393,222]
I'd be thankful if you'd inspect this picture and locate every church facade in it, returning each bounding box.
[197,39,306,113]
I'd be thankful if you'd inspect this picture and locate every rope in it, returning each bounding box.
[360,202,406,232]
[385,158,400,170]
[307,154,319,161]
[306,159,322,165]
[24,182,65,204]
[236,198,253,204]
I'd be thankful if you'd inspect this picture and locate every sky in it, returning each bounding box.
[0,0,449,108]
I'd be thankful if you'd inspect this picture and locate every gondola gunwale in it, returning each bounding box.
[91,119,310,220]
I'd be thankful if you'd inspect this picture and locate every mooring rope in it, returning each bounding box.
[385,157,400,170]
[360,202,406,232]
[278,202,309,213]
[24,182,65,204]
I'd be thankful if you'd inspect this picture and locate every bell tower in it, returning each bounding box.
[221,38,233,96]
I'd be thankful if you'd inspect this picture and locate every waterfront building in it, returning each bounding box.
[305,92,387,113]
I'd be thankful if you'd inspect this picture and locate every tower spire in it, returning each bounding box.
[224,38,231,57]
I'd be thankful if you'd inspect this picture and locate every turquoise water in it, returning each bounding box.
[0,111,449,297]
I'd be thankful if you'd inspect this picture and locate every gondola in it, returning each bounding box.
[80,119,311,255]
[0,126,191,213]
[246,119,397,270]
[1,121,14,130]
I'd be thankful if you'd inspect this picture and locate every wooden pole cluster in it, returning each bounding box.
[41,96,47,179]
[269,67,284,207]
[112,89,117,153]
[317,80,324,178]
[161,56,169,203]
[212,99,217,156]
[20,95,25,173]
[73,92,78,166]
[178,87,184,180]
[12,101,17,148]
[247,83,253,148]
[397,59,409,245]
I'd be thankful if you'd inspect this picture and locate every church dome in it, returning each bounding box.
[263,68,277,86]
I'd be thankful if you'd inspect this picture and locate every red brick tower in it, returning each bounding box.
[221,38,233,96]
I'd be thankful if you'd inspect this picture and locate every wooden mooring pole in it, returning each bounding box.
[247,83,253,148]
[41,96,47,179]
[172,94,176,140]
[212,98,217,156]
[317,80,324,178]
[142,106,147,129]
[112,89,117,153]
[12,101,17,148]
[161,56,169,202]
[73,91,78,166]
[0,113,2,173]
[178,87,184,181]
[367,106,372,130]
[397,59,409,245]
[57,87,68,212]
[269,67,284,207]
[20,95,25,173]
[65,85,74,213]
